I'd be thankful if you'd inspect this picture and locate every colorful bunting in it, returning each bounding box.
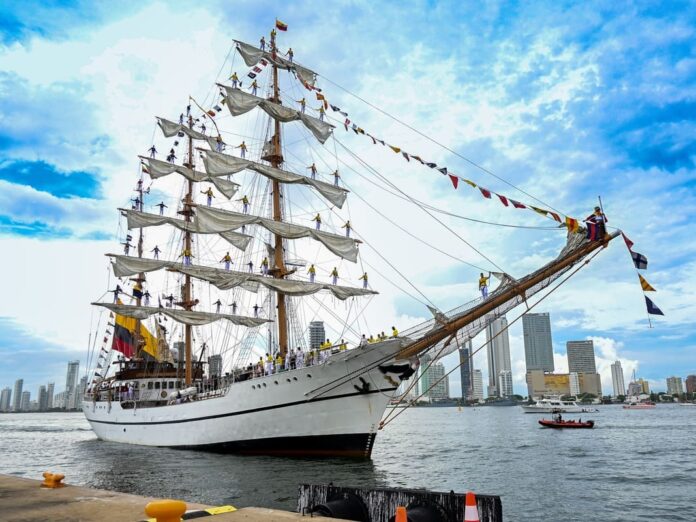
[497,194,509,207]
[510,199,526,209]
[389,145,401,153]
[565,217,579,233]
[639,274,656,292]
[449,175,459,189]
[631,251,648,270]
[621,232,634,251]
[402,152,410,161]
[531,206,548,217]
[463,179,477,188]
[479,187,492,199]
[437,167,448,175]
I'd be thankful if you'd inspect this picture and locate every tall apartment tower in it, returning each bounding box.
[20,390,30,412]
[0,388,11,412]
[423,362,449,400]
[46,383,55,410]
[666,376,684,395]
[308,321,325,350]
[38,385,48,411]
[65,360,80,393]
[472,370,484,401]
[686,375,696,394]
[566,340,597,373]
[12,379,23,412]
[458,339,474,400]
[485,315,512,398]
[522,313,555,372]
[610,361,626,397]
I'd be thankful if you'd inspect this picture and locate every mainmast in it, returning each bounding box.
[133,173,145,357]
[182,114,195,384]
[269,28,289,357]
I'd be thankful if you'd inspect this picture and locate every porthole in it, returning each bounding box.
[293,377,298,381]
[307,374,312,378]
[274,381,278,385]
[251,385,256,390]
[262,383,267,387]
[286,379,291,383]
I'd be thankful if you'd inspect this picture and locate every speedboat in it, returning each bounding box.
[539,418,595,429]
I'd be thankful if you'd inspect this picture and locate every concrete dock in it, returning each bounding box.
[0,474,343,522]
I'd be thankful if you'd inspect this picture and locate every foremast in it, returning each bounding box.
[182,114,195,384]
[268,28,289,357]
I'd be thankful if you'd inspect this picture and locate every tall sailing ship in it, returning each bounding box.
[83,25,620,457]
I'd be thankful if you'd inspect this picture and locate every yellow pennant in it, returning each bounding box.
[531,206,549,217]
[389,145,401,153]
[463,179,477,188]
[639,274,656,292]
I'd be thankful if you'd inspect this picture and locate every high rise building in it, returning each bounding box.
[610,361,626,397]
[458,340,474,400]
[12,379,23,412]
[472,370,484,401]
[567,340,597,373]
[666,376,684,396]
[686,375,696,394]
[20,391,30,411]
[498,370,513,398]
[208,354,223,378]
[308,321,325,350]
[46,383,55,410]
[0,387,11,412]
[65,360,80,393]
[38,385,48,411]
[522,313,555,372]
[485,315,511,398]
[75,375,88,410]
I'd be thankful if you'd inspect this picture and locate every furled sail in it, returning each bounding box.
[140,157,240,199]
[123,210,252,251]
[109,255,377,300]
[94,303,270,327]
[203,150,348,208]
[219,86,334,144]
[234,40,317,87]
[195,206,359,262]
[157,117,221,150]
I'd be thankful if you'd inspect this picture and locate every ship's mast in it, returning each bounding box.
[133,174,145,356]
[269,29,289,357]
[183,114,195,384]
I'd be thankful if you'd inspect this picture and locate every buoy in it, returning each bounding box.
[464,491,479,522]
[394,505,407,522]
[41,472,65,488]
[144,499,187,522]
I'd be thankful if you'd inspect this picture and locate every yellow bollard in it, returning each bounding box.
[41,472,65,488]
[144,500,187,522]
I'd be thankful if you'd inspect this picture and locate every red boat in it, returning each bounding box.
[539,418,595,429]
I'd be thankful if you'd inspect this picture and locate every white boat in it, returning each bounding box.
[82,24,621,457]
[521,398,597,413]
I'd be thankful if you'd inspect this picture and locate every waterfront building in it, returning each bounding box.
[522,313,554,372]
[208,354,223,378]
[458,340,474,400]
[12,379,23,412]
[485,315,511,398]
[666,376,684,396]
[567,340,597,373]
[686,375,696,394]
[527,370,601,399]
[38,385,48,411]
[498,370,513,398]
[20,391,30,411]
[0,387,11,412]
[65,360,80,407]
[472,370,484,401]
[46,383,55,410]
[638,378,650,394]
[611,360,626,397]
[53,391,67,410]
[421,360,449,400]
[308,321,325,350]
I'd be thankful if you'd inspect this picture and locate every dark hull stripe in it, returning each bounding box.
[87,386,397,426]
[175,433,378,458]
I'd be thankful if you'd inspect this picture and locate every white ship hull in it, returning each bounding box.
[83,341,406,457]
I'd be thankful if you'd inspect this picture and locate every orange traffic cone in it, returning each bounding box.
[394,505,407,522]
[464,491,479,522]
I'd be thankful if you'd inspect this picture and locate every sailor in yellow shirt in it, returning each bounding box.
[379,331,387,341]
[179,248,194,266]
[391,326,399,338]
[307,263,316,283]
[220,252,232,270]
[339,339,347,351]
[238,195,250,214]
[201,187,215,206]
[237,141,248,159]
[296,97,306,114]
[479,272,491,299]
[261,256,270,275]
[342,220,352,238]
[230,72,240,89]
[358,272,368,289]
[368,335,376,344]
[312,213,322,230]
[275,354,284,373]
[330,267,339,285]
[265,353,273,375]
[317,105,325,121]
[249,80,259,96]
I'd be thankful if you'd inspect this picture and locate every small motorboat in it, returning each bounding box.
[539,418,595,429]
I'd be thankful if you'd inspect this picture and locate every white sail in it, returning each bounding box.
[157,117,220,150]
[203,149,347,208]
[195,206,359,262]
[124,210,252,251]
[93,302,270,327]
[219,86,334,144]
[141,157,240,199]
[234,39,317,87]
[109,255,376,300]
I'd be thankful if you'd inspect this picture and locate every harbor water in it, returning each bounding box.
[1,405,694,521]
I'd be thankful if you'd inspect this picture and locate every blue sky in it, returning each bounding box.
[0,0,694,398]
